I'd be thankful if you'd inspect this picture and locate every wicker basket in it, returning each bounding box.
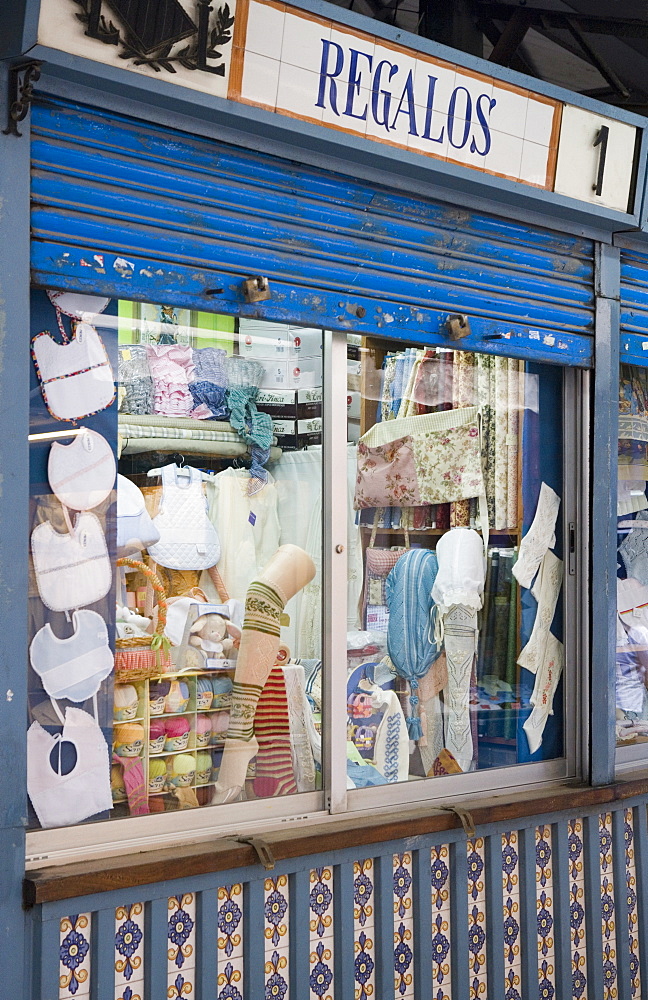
[115,557,172,683]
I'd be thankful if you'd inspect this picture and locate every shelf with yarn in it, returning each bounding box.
[112,672,232,813]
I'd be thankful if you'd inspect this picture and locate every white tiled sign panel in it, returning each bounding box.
[232,0,561,189]
[37,0,641,212]
[554,105,638,212]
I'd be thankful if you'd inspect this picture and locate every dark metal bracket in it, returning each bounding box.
[4,61,43,138]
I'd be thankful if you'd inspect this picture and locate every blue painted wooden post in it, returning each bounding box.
[36,916,61,1000]
[413,843,433,998]
[243,877,266,998]
[196,887,219,1000]
[612,808,632,1000]
[583,813,605,999]
[632,804,648,986]
[289,868,311,1000]
[449,838,469,1000]
[551,820,574,1000]
[333,861,355,997]
[518,826,539,1000]
[590,243,620,786]
[485,832,505,997]
[374,852,395,999]
[91,906,117,998]
[145,895,170,1000]
[0,57,31,1000]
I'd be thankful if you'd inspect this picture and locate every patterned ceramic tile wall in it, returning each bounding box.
[600,812,618,1000]
[502,832,521,1000]
[218,884,244,1000]
[535,824,556,1000]
[624,809,641,998]
[353,858,376,1000]
[309,867,334,1000]
[167,892,196,999]
[430,844,451,1000]
[568,818,588,1000]
[114,903,144,1000]
[467,837,487,1000]
[264,875,289,1000]
[59,913,91,999]
[393,852,414,998]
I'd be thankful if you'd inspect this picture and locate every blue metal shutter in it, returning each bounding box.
[31,97,594,366]
[621,246,648,363]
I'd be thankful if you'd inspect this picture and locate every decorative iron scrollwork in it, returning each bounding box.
[71,0,234,75]
[3,61,43,138]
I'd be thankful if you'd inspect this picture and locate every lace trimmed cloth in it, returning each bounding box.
[619,510,648,586]
[146,344,195,418]
[189,347,229,420]
[512,482,560,590]
[118,345,154,415]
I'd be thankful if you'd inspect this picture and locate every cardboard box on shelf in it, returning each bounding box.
[258,356,323,390]
[257,386,322,419]
[272,416,322,451]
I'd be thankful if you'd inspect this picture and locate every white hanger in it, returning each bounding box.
[146,458,213,482]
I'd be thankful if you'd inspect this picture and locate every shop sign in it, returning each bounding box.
[38,0,639,212]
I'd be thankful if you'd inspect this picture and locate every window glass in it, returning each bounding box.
[27,290,324,829]
[347,337,564,785]
[616,362,648,748]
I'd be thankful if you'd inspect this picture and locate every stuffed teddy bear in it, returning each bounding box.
[189,613,240,658]
[116,605,153,640]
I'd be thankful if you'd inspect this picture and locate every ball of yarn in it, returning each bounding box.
[211,710,229,742]
[114,722,145,757]
[167,753,196,787]
[164,715,190,751]
[148,718,166,754]
[195,752,213,784]
[196,677,214,710]
[211,675,233,708]
[114,684,139,721]
[148,757,167,792]
[111,764,126,801]
[149,681,171,716]
[195,714,212,747]
[165,680,190,714]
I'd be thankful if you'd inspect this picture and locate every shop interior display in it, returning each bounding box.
[616,363,648,746]
[26,293,565,830]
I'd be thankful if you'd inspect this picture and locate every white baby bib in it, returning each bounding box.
[48,429,116,511]
[148,465,220,570]
[29,610,114,702]
[32,322,115,421]
[27,707,112,828]
[31,511,111,612]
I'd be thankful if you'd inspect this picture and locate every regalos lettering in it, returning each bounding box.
[315,40,495,155]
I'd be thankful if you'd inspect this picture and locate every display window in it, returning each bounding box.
[25,287,580,853]
[347,336,565,788]
[616,362,648,753]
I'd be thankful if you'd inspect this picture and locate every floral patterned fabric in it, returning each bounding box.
[354,407,485,510]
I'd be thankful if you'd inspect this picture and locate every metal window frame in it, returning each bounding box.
[26,314,588,868]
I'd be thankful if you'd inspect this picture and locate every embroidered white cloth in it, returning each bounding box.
[431,528,486,616]
[442,605,478,771]
[27,707,112,828]
[32,323,115,421]
[523,633,564,753]
[512,483,561,589]
[31,511,111,612]
[48,429,115,511]
[117,474,159,556]
[517,550,563,675]
[29,610,113,702]
[362,681,409,783]
[149,464,220,570]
